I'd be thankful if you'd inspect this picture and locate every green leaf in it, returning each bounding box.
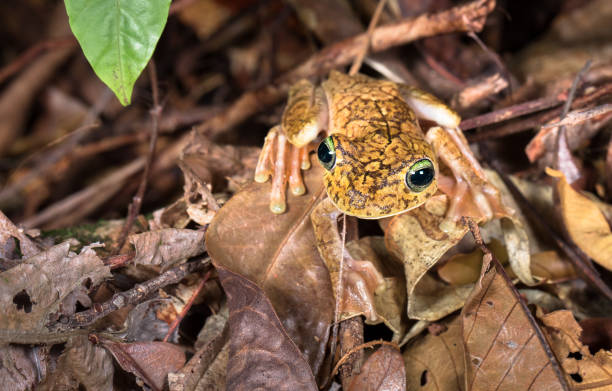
[64,0,171,105]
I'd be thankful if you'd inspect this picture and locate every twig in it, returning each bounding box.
[338,316,364,389]
[114,62,162,254]
[541,103,612,129]
[467,81,612,141]
[68,258,210,327]
[0,36,76,84]
[163,270,212,342]
[331,340,399,379]
[349,0,388,76]
[467,31,512,96]
[196,0,495,137]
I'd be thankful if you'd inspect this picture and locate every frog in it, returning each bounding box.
[254,71,507,320]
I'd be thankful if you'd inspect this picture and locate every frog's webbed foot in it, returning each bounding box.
[254,125,311,214]
[426,126,506,222]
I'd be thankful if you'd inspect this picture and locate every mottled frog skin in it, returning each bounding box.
[255,71,460,219]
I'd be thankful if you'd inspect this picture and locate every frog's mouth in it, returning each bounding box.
[323,177,438,220]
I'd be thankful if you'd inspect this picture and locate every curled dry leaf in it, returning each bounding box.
[56,336,114,391]
[129,228,206,270]
[103,340,186,391]
[547,167,612,271]
[0,209,39,259]
[462,255,569,390]
[0,242,111,343]
[0,345,39,391]
[403,315,465,391]
[206,163,333,377]
[217,266,318,391]
[384,195,471,321]
[347,345,405,391]
[344,237,407,336]
[540,310,612,390]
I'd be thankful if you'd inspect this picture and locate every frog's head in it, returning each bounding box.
[317,132,438,219]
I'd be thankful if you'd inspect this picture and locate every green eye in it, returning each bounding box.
[406,159,434,192]
[317,136,336,170]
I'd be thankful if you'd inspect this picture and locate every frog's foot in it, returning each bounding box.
[254,125,311,214]
[426,126,507,223]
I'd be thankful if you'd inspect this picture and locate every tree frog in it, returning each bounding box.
[254,71,506,319]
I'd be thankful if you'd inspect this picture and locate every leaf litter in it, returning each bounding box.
[2,0,612,390]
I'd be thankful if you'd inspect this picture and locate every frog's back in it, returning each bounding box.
[322,71,419,139]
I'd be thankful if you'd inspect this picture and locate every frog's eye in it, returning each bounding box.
[317,136,336,171]
[406,158,434,192]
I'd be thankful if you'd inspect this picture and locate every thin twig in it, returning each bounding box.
[467,31,512,97]
[68,258,210,328]
[197,0,495,138]
[114,61,162,254]
[541,103,612,129]
[0,36,76,84]
[331,340,399,378]
[163,270,212,342]
[349,0,388,76]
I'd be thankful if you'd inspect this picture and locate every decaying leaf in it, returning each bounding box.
[103,340,185,391]
[36,335,113,390]
[540,310,612,389]
[0,242,110,343]
[206,163,333,376]
[0,209,40,259]
[462,255,569,390]
[548,167,612,271]
[218,266,318,391]
[384,195,471,321]
[129,228,206,269]
[403,315,465,390]
[0,345,39,391]
[347,345,405,391]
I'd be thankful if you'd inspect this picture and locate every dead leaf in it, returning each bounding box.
[206,163,333,377]
[0,345,39,391]
[103,340,186,391]
[384,195,471,321]
[403,315,465,391]
[0,209,39,259]
[547,167,612,271]
[129,228,206,269]
[540,310,612,389]
[63,336,114,391]
[347,345,405,391]
[0,242,110,343]
[462,255,569,390]
[217,265,318,391]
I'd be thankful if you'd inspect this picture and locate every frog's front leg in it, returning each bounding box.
[254,79,327,214]
[399,86,504,221]
[311,198,385,321]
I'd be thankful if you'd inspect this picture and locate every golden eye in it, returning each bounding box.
[406,159,434,192]
[317,136,336,170]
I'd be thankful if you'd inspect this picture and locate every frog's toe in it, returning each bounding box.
[289,145,307,196]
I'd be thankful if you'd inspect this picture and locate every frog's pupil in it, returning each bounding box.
[318,141,333,164]
[410,167,434,187]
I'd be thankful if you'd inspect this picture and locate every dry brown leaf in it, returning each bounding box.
[540,310,612,390]
[129,228,206,269]
[403,315,465,391]
[218,265,318,391]
[547,167,612,271]
[63,335,114,391]
[348,345,405,391]
[0,242,110,343]
[462,255,569,390]
[384,195,471,321]
[344,237,407,336]
[206,163,333,377]
[0,345,39,391]
[103,340,185,391]
[0,209,40,259]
